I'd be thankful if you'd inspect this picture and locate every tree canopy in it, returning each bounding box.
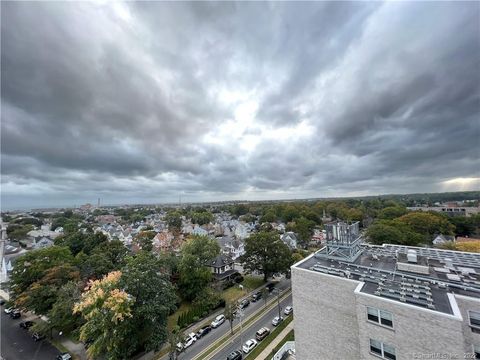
[240,231,293,281]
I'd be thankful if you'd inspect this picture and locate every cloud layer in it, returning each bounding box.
[2,1,479,209]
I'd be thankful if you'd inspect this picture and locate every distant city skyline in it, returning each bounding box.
[1,2,479,210]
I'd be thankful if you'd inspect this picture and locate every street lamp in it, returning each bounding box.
[274,288,281,319]
[238,307,245,351]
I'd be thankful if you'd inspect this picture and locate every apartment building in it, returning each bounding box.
[291,222,480,360]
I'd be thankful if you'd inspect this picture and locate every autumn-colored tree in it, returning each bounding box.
[73,271,135,359]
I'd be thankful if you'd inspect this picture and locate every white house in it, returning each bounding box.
[281,232,298,249]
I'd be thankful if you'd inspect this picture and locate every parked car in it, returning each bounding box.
[10,310,21,319]
[4,307,13,314]
[176,342,183,352]
[251,292,262,302]
[255,327,270,341]
[0,299,5,305]
[266,283,275,292]
[211,314,225,328]
[196,325,212,338]
[238,299,250,309]
[183,333,197,348]
[242,339,257,354]
[226,350,243,360]
[32,332,45,342]
[272,316,284,326]
[56,353,72,360]
[284,306,293,315]
[19,321,34,329]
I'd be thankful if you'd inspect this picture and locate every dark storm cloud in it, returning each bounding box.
[1,1,479,209]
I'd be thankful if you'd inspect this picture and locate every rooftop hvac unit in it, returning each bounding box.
[407,249,418,263]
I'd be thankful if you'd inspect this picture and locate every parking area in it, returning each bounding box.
[1,308,61,360]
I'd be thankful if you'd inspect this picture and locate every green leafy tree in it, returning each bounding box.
[167,326,183,360]
[134,230,156,252]
[366,221,423,246]
[260,210,276,224]
[397,212,455,240]
[120,252,177,352]
[240,232,293,282]
[165,211,183,232]
[178,235,220,301]
[292,217,316,248]
[48,281,84,334]
[378,206,408,220]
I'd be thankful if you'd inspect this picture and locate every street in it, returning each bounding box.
[0,309,61,360]
[173,279,292,360]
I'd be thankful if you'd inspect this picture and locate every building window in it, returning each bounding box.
[367,307,393,328]
[370,339,396,360]
[474,345,479,359]
[469,311,480,333]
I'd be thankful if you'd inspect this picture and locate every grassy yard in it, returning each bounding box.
[222,276,265,304]
[167,302,192,330]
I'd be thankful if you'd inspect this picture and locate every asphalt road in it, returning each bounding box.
[211,293,292,360]
[175,279,292,360]
[1,309,61,360]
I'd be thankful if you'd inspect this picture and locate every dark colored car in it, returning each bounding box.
[226,350,243,360]
[10,310,21,319]
[19,321,34,329]
[238,299,250,309]
[266,283,275,292]
[196,325,212,339]
[0,299,5,305]
[251,292,262,302]
[32,332,45,342]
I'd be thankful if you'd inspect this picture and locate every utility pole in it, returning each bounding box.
[276,289,281,319]
[239,307,244,351]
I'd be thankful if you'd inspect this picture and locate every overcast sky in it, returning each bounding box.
[1,1,479,210]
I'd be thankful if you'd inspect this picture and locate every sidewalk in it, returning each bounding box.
[254,321,294,360]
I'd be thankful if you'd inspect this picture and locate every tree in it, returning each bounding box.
[260,211,276,224]
[134,230,156,252]
[15,264,80,315]
[397,212,455,240]
[378,206,408,220]
[178,235,220,301]
[48,281,84,334]
[10,246,74,300]
[167,326,183,360]
[292,217,316,248]
[366,221,423,246]
[224,301,236,335]
[165,211,183,232]
[120,252,177,352]
[240,232,293,282]
[73,271,135,360]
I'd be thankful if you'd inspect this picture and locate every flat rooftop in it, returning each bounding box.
[295,244,480,315]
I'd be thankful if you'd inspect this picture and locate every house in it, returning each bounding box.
[207,254,239,281]
[152,231,175,253]
[433,234,455,245]
[216,236,245,261]
[33,237,54,249]
[192,225,208,237]
[281,232,298,249]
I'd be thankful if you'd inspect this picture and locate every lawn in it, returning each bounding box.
[222,276,265,304]
[167,302,192,330]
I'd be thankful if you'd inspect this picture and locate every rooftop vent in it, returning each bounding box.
[407,249,418,263]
